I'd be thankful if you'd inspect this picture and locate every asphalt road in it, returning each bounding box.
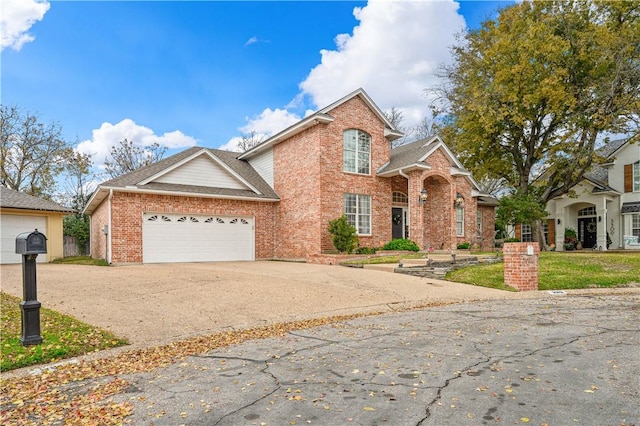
[110,293,639,426]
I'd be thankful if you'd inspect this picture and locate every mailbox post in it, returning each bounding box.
[15,229,47,346]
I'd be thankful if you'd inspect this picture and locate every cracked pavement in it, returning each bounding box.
[111,293,639,425]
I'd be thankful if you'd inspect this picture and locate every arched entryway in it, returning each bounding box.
[423,175,452,250]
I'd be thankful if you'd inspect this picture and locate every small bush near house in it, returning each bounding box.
[457,242,470,249]
[505,237,520,243]
[382,238,420,252]
[328,215,359,254]
[356,246,378,255]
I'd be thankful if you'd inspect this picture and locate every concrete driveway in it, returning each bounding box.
[0,261,523,346]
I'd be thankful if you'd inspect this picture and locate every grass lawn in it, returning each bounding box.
[447,252,640,291]
[51,256,109,266]
[0,292,128,371]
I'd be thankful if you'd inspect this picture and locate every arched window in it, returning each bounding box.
[392,191,408,205]
[343,129,371,174]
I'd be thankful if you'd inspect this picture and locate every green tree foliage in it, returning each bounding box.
[0,105,73,198]
[63,214,90,255]
[103,138,166,179]
[328,215,359,254]
[496,192,548,238]
[440,1,639,203]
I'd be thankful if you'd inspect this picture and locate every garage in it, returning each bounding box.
[142,213,255,263]
[0,214,47,264]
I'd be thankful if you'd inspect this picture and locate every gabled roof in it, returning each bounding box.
[597,138,629,159]
[84,147,279,215]
[377,135,469,177]
[239,88,403,160]
[0,187,75,213]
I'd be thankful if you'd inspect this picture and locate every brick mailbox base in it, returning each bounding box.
[503,242,539,291]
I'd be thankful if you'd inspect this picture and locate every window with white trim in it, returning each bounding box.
[521,224,533,242]
[633,213,640,237]
[344,193,371,235]
[392,191,408,205]
[476,210,482,235]
[634,161,640,192]
[343,129,371,174]
[456,207,464,236]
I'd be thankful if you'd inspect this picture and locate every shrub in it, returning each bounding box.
[328,215,359,254]
[505,237,520,243]
[382,238,420,252]
[356,246,377,255]
[457,242,470,249]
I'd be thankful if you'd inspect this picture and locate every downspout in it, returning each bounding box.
[107,189,113,264]
[398,168,410,238]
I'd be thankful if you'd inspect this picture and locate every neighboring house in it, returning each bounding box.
[83,89,497,264]
[0,187,74,263]
[514,138,640,250]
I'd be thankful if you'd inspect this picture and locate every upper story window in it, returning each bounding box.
[343,129,371,175]
[634,161,640,192]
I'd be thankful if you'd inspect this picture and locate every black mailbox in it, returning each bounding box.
[15,229,47,255]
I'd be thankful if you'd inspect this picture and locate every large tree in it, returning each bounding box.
[0,105,73,198]
[440,0,639,205]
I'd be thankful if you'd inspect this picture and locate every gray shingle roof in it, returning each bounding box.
[378,137,438,174]
[0,187,75,212]
[96,147,279,200]
[597,138,628,159]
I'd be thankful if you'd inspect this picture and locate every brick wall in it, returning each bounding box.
[272,95,393,258]
[90,198,109,260]
[94,192,277,263]
[503,242,539,291]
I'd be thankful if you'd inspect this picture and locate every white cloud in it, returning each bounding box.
[76,119,197,167]
[220,108,301,152]
[299,0,465,131]
[221,0,466,150]
[1,0,50,51]
[245,36,258,46]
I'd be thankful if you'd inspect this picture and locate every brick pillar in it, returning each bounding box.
[503,242,539,291]
[408,172,426,249]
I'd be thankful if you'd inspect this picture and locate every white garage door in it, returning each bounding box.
[142,213,255,263]
[1,214,47,264]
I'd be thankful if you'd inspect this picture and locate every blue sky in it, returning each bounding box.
[2,0,513,172]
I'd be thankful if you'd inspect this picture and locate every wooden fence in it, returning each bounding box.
[63,236,89,257]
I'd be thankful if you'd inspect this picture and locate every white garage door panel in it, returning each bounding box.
[142,214,254,263]
[1,214,47,264]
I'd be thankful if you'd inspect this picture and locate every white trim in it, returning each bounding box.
[239,113,334,159]
[240,88,404,159]
[138,149,262,194]
[107,189,113,264]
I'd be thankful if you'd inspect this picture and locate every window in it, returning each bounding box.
[578,206,596,216]
[633,214,640,237]
[476,210,483,235]
[542,222,549,245]
[344,193,371,235]
[456,207,464,236]
[634,161,640,192]
[392,191,408,205]
[343,129,371,174]
[521,224,533,242]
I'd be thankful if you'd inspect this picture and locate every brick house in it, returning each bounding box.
[513,138,639,250]
[84,89,497,263]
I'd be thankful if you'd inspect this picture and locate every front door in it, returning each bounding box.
[392,207,404,239]
[578,217,597,249]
